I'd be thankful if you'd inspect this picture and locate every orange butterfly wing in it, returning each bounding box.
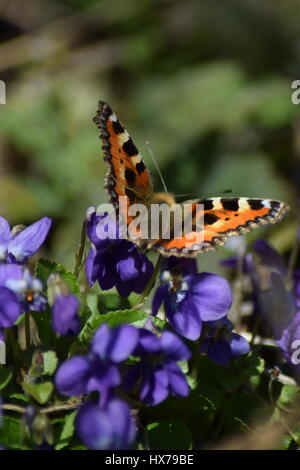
[151,198,289,257]
[93,101,153,221]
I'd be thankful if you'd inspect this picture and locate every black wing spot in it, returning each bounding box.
[271,201,280,209]
[136,161,146,174]
[123,139,138,157]
[125,168,136,186]
[202,200,214,210]
[247,199,264,210]
[112,120,125,135]
[221,198,239,211]
[125,188,135,202]
[204,213,220,225]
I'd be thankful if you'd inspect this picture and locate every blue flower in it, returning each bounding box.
[0,263,46,316]
[124,329,191,405]
[250,241,295,339]
[199,317,250,366]
[253,239,287,278]
[0,286,21,336]
[277,310,300,371]
[47,273,80,336]
[4,268,46,312]
[222,239,296,340]
[0,216,52,264]
[85,209,154,297]
[55,324,140,402]
[152,260,232,340]
[52,295,80,336]
[75,398,136,450]
[293,270,300,309]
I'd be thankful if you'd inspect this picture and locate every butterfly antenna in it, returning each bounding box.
[222,189,233,194]
[146,140,168,193]
[175,194,199,199]
[175,189,233,200]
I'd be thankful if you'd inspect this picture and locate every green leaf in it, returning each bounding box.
[36,259,80,295]
[42,351,58,376]
[55,411,77,450]
[22,381,53,404]
[196,383,222,409]
[277,385,300,408]
[79,309,147,344]
[94,309,148,328]
[147,419,192,450]
[223,392,262,433]
[222,352,264,392]
[233,417,253,433]
[280,435,294,450]
[152,316,167,330]
[9,393,29,403]
[98,293,131,313]
[31,309,55,346]
[0,416,29,449]
[0,367,12,390]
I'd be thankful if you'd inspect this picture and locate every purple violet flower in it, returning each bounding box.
[75,398,136,450]
[5,268,46,312]
[55,324,139,403]
[293,270,300,309]
[152,263,232,340]
[85,209,154,297]
[0,263,23,286]
[47,273,80,336]
[222,239,296,341]
[277,310,300,371]
[253,239,287,278]
[124,329,191,405]
[199,317,250,366]
[51,295,80,336]
[0,216,52,264]
[0,286,21,335]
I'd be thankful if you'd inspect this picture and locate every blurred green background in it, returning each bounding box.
[0,0,299,270]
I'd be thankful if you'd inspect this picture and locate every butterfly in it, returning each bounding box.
[93,101,290,257]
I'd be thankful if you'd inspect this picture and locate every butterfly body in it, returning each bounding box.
[93,101,289,257]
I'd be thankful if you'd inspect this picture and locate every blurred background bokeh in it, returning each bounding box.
[0,0,299,270]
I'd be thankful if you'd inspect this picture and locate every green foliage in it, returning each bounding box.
[42,351,58,376]
[0,416,29,450]
[36,259,80,296]
[79,306,148,344]
[0,367,12,391]
[147,420,192,450]
[55,411,77,450]
[22,382,54,405]
[277,385,300,409]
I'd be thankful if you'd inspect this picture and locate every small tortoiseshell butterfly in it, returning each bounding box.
[93,101,289,257]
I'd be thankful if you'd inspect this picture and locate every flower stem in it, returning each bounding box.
[4,328,22,367]
[133,254,163,309]
[25,312,31,350]
[74,219,86,278]
[2,401,81,415]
